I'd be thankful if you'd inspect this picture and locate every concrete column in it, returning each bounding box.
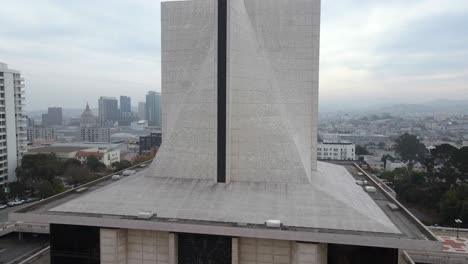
[169,233,178,264]
[291,242,327,264]
[101,228,127,264]
[232,237,239,264]
[18,232,23,241]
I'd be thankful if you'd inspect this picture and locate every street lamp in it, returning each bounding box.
[455,219,463,239]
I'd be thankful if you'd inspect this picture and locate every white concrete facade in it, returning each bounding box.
[80,127,111,143]
[317,142,355,161]
[100,228,327,264]
[26,127,58,144]
[153,0,320,183]
[75,147,120,167]
[0,62,26,184]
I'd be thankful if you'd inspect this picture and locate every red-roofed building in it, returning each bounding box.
[75,148,120,167]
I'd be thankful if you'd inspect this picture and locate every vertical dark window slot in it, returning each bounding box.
[217,0,227,183]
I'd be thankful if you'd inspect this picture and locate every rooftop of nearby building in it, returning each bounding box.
[10,161,441,251]
[75,151,105,158]
[319,140,354,145]
[27,146,88,154]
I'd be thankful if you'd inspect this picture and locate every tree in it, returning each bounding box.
[38,181,55,199]
[394,133,427,162]
[64,158,82,170]
[37,179,64,199]
[355,145,369,155]
[16,153,64,195]
[86,156,106,172]
[381,154,394,170]
[112,160,132,172]
[439,184,468,228]
[8,181,27,199]
[64,166,95,186]
[0,189,7,203]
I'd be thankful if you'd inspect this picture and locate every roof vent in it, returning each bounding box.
[265,219,281,228]
[137,211,155,219]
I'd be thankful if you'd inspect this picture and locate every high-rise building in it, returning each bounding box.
[0,62,27,184]
[138,102,146,120]
[98,96,119,126]
[11,2,441,264]
[46,107,63,126]
[145,91,161,127]
[119,96,131,114]
[119,96,133,126]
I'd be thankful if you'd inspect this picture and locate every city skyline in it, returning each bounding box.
[1,0,467,111]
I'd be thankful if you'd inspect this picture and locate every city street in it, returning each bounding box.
[0,233,48,264]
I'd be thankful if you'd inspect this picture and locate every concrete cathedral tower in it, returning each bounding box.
[151,0,320,183]
[12,2,441,264]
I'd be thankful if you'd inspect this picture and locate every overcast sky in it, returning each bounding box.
[1,0,467,111]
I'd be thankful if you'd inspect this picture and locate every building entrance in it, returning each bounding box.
[178,233,231,264]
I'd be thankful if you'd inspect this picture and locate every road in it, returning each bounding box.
[0,233,48,264]
[0,204,30,224]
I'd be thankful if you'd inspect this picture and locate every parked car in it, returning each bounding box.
[7,200,25,207]
[122,170,136,176]
[0,204,7,209]
[25,197,39,203]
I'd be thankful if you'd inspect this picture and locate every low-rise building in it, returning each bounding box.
[80,127,111,143]
[317,141,355,160]
[27,146,90,160]
[27,127,57,144]
[139,132,161,154]
[75,148,120,167]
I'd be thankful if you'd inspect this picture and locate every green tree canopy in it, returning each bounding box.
[86,156,106,172]
[394,133,427,162]
[355,145,369,155]
[16,153,64,195]
[64,166,95,186]
[64,158,82,170]
[112,160,132,172]
[439,184,468,228]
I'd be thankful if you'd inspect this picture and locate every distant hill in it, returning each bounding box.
[377,99,468,114]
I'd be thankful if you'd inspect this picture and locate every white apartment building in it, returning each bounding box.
[75,147,120,167]
[0,62,27,184]
[317,141,355,161]
[80,127,111,143]
[27,127,58,144]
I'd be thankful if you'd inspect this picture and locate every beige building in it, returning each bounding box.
[79,103,111,143]
[26,127,57,144]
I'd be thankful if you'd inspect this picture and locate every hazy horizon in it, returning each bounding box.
[1,0,468,111]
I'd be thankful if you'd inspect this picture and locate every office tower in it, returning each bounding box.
[11,2,441,263]
[145,91,161,127]
[98,96,119,126]
[138,102,146,120]
[0,62,27,184]
[120,95,131,114]
[46,107,63,126]
[41,113,48,126]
